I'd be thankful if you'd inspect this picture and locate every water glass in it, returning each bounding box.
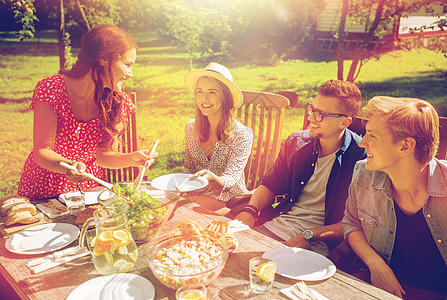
[64,191,85,215]
[249,257,276,294]
[176,283,207,300]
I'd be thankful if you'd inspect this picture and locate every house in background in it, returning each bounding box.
[308,0,446,58]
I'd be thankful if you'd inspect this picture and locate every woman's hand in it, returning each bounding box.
[130,150,159,167]
[65,161,90,183]
[194,169,224,190]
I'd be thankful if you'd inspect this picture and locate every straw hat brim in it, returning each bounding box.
[184,70,243,109]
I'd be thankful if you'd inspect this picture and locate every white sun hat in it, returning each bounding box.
[184,62,243,109]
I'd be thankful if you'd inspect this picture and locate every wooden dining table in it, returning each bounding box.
[0,198,400,300]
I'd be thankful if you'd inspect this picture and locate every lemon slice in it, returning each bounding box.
[256,262,275,282]
[104,252,113,264]
[117,247,128,255]
[181,292,204,300]
[128,251,138,263]
[118,262,134,273]
[114,259,127,268]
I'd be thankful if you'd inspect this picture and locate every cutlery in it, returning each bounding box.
[27,246,88,268]
[59,162,114,191]
[133,139,159,191]
[291,281,317,300]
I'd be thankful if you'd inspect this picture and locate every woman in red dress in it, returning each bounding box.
[17,25,156,200]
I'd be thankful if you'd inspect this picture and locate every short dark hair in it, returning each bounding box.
[318,79,362,118]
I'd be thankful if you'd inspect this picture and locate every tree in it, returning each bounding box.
[336,0,447,82]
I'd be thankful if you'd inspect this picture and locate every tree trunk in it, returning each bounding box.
[346,0,387,82]
[337,0,350,80]
[189,50,193,71]
[76,0,90,31]
[58,0,66,72]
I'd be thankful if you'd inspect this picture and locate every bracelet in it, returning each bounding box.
[241,205,259,219]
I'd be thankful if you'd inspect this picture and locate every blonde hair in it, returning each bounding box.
[194,76,236,143]
[362,96,439,164]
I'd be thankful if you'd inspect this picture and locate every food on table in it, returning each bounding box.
[90,228,138,275]
[40,200,68,215]
[75,205,101,226]
[1,197,31,216]
[1,196,43,226]
[111,183,170,243]
[148,220,229,289]
[206,221,238,252]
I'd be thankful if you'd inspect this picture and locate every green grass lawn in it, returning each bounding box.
[1,30,446,198]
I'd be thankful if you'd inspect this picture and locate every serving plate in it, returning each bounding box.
[263,247,336,281]
[150,173,208,192]
[5,223,80,255]
[67,273,155,300]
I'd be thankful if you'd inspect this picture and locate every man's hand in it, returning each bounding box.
[370,261,405,299]
[234,211,255,228]
[283,233,311,249]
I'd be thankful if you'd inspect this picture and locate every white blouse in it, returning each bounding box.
[184,119,253,202]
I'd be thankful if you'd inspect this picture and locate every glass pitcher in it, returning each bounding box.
[79,193,138,275]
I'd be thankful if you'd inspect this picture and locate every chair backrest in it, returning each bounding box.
[237,91,289,190]
[437,117,447,160]
[303,102,447,160]
[106,92,139,183]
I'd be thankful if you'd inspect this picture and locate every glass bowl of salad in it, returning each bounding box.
[99,183,178,244]
[147,229,229,290]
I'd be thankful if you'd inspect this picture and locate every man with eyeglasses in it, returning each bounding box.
[235,79,366,256]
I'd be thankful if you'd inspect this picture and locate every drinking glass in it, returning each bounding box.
[64,191,85,215]
[249,257,276,294]
[176,283,207,300]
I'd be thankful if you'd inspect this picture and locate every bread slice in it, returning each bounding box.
[1,197,31,216]
[7,203,37,217]
[20,212,44,224]
[4,211,33,226]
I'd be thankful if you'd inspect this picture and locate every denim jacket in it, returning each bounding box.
[343,159,447,266]
[260,129,366,237]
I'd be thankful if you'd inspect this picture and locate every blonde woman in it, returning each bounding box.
[183,63,253,212]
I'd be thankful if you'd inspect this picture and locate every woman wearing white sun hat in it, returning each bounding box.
[183,62,253,212]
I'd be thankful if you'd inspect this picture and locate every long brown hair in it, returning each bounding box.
[194,76,236,143]
[60,24,137,148]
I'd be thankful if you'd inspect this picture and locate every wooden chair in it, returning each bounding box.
[226,90,289,210]
[437,117,447,160]
[106,92,139,183]
[304,103,447,160]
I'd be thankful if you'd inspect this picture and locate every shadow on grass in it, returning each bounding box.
[0,41,58,56]
[358,73,447,116]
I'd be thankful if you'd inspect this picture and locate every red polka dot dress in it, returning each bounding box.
[17,74,135,200]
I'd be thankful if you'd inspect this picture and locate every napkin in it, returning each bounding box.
[26,246,89,274]
[58,186,104,205]
[281,285,330,300]
[228,220,250,234]
[36,198,69,218]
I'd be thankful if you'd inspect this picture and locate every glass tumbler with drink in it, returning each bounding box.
[176,283,207,300]
[249,257,276,294]
[64,191,85,215]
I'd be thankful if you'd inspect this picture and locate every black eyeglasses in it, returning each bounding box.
[307,104,347,123]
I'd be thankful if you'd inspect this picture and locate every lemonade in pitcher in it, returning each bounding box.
[80,198,138,275]
[90,228,138,275]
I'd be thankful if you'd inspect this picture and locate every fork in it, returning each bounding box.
[291,281,317,300]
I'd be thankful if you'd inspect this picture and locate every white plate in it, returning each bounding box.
[67,273,155,300]
[263,247,336,281]
[5,223,80,255]
[150,173,208,192]
[59,186,105,205]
